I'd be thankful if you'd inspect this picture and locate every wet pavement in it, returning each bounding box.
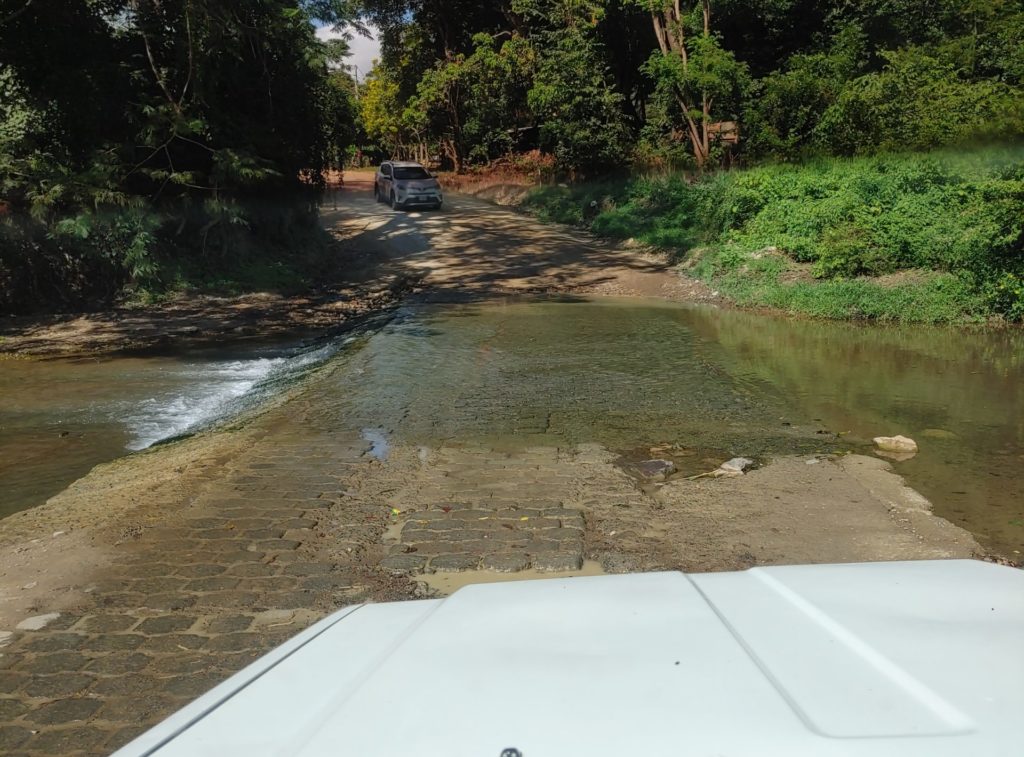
[0,182,1006,755]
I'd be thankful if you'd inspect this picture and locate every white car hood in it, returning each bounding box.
[117,560,1024,757]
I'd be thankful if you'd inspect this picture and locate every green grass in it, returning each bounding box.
[521,146,1024,323]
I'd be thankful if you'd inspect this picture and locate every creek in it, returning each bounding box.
[1,298,1021,558]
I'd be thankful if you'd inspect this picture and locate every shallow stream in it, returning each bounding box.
[1,298,1021,557]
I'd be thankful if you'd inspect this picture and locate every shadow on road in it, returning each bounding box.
[324,174,670,303]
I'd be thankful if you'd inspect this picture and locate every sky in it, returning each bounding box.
[316,23,381,83]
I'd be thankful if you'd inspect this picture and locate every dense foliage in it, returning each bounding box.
[357,0,1023,321]
[3,0,1023,318]
[359,0,1024,172]
[523,147,1024,322]
[0,0,360,313]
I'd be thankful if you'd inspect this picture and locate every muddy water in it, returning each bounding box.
[309,299,1023,558]
[0,341,338,516]
[2,298,1022,558]
[682,307,1024,558]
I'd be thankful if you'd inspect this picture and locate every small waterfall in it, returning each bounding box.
[123,340,345,450]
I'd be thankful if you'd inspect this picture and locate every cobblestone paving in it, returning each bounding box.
[374,445,609,576]
[0,424,392,756]
[381,506,586,574]
[0,397,644,757]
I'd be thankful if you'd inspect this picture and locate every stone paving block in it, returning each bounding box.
[421,520,463,531]
[99,592,146,609]
[146,654,211,675]
[80,634,146,653]
[543,507,582,517]
[282,562,333,576]
[16,651,90,674]
[162,673,223,699]
[203,615,253,634]
[0,672,27,695]
[24,698,102,725]
[531,552,584,572]
[0,698,28,720]
[184,576,241,592]
[86,653,150,675]
[89,674,163,698]
[100,695,176,722]
[135,616,197,635]
[139,593,196,612]
[380,554,427,574]
[429,554,481,572]
[226,563,279,577]
[139,634,207,653]
[299,575,351,592]
[242,528,287,540]
[0,725,32,751]
[73,615,138,633]
[193,590,260,609]
[205,633,262,653]
[481,554,529,572]
[175,563,229,578]
[450,509,494,520]
[240,576,300,593]
[23,672,95,699]
[22,633,85,654]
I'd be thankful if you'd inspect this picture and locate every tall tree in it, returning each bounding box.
[636,0,748,168]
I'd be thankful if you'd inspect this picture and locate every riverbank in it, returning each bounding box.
[459,147,1024,325]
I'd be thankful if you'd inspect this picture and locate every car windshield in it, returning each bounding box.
[393,166,431,180]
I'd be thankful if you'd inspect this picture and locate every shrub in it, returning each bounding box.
[522,146,1024,322]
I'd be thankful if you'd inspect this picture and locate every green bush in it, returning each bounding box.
[522,146,1024,322]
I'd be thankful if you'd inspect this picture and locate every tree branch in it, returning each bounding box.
[0,0,34,27]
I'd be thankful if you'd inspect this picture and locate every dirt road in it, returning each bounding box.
[324,171,722,302]
[0,178,981,756]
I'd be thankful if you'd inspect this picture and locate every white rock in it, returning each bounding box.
[52,531,65,538]
[873,435,918,453]
[21,582,37,590]
[0,631,13,646]
[719,457,754,473]
[16,612,61,631]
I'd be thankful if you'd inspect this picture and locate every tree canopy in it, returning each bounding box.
[3,0,1023,313]
[1,0,361,312]
[358,0,1024,171]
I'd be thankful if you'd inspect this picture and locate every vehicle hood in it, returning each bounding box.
[396,179,440,190]
[118,560,1024,757]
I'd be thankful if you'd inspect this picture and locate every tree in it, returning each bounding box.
[635,1,749,169]
[0,0,362,312]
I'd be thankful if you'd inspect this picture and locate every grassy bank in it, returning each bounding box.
[522,147,1024,323]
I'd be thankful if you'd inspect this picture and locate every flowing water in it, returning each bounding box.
[0,340,341,516]
[1,298,1022,557]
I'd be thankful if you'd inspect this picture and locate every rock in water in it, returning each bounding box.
[873,435,919,453]
[719,457,755,473]
[637,459,675,478]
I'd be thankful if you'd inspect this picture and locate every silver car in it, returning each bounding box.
[373,160,443,210]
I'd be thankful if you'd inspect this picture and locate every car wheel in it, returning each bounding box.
[390,191,401,210]
[373,185,379,202]
[432,202,442,211]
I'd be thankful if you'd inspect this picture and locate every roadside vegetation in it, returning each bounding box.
[523,148,1024,323]
[3,0,1023,320]
[0,1,360,313]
